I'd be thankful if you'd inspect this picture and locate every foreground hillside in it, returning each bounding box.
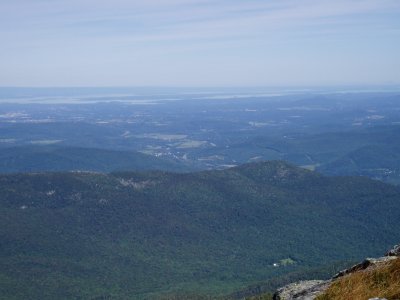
[319,258,400,300]
[271,244,400,300]
[0,161,400,299]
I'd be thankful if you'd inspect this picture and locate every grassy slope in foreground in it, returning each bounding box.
[317,257,400,300]
[0,161,400,299]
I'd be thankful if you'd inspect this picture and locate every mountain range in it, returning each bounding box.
[1,161,400,299]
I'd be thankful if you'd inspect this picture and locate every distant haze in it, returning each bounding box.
[1,0,400,87]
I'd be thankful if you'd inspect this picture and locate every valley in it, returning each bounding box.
[1,88,400,299]
[1,88,400,184]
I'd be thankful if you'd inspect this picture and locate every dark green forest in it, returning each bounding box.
[0,146,192,173]
[1,161,400,299]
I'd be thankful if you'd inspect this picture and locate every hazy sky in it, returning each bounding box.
[1,0,400,87]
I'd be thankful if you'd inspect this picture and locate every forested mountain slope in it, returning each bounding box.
[0,161,399,299]
[0,145,192,173]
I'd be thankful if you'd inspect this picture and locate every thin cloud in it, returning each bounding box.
[0,0,399,86]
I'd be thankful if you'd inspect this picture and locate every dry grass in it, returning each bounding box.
[317,258,400,300]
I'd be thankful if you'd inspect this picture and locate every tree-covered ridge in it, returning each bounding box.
[317,144,400,185]
[0,161,400,299]
[0,145,193,174]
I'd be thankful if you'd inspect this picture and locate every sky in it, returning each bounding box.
[1,0,400,87]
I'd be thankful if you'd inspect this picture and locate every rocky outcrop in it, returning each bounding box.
[385,244,400,256]
[272,280,331,300]
[272,244,400,300]
[332,256,398,280]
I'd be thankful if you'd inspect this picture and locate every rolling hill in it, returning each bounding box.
[0,161,400,299]
[0,145,193,173]
[317,145,400,185]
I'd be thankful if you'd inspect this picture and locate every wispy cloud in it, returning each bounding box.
[2,0,400,42]
[1,0,399,86]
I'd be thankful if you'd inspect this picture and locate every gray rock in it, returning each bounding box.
[273,243,400,300]
[272,280,331,300]
[333,259,371,279]
[333,256,397,279]
[385,244,400,256]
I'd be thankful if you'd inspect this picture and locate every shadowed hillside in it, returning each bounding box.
[0,161,400,299]
[0,145,193,173]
